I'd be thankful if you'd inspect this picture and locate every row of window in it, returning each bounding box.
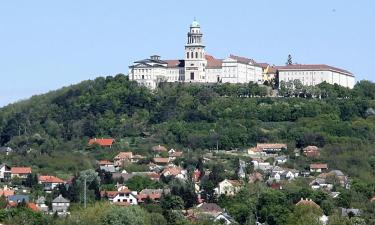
[186,51,203,59]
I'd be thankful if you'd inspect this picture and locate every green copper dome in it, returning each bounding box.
[191,20,200,27]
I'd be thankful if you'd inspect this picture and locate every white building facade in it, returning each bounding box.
[128,20,263,88]
[128,20,355,89]
[278,64,355,89]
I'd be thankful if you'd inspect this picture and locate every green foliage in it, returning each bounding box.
[101,206,151,225]
[125,175,163,191]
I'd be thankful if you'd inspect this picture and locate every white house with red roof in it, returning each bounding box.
[11,167,32,179]
[38,175,65,191]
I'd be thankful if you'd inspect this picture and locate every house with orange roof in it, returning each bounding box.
[168,149,183,161]
[11,167,32,179]
[0,186,15,198]
[303,146,321,158]
[162,166,187,180]
[113,152,133,166]
[102,186,138,205]
[310,164,328,173]
[88,138,114,147]
[38,175,65,191]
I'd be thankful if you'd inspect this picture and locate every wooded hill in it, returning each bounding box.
[0,74,375,182]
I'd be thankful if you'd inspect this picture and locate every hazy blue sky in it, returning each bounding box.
[1,0,374,106]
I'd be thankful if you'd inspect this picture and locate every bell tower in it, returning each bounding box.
[184,19,206,82]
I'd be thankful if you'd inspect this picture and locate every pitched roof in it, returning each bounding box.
[11,167,32,174]
[100,191,118,198]
[165,60,185,68]
[98,160,114,165]
[52,194,70,203]
[153,157,170,164]
[205,54,223,68]
[162,167,183,176]
[310,164,328,169]
[88,138,114,146]
[169,151,183,157]
[257,143,287,149]
[277,64,354,77]
[114,152,133,160]
[197,203,223,213]
[38,175,64,184]
[229,54,257,65]
[303,146,319,152]
[152,145,167,152]
[296,198,320,209]
[0,188,15,197]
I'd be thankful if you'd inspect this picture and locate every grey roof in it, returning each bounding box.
[330,170,345,177]
[52,195,70,203]
[8,195,29,203]
[198,203,223,213]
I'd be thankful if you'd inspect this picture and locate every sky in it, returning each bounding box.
[0,0,374,106]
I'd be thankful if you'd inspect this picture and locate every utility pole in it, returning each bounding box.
[84,176,87,208]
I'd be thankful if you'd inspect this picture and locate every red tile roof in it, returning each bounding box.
[114,152,133,160]
[88,138,114,146]
[296,198,320,209]
[277,64,353,76]
[310,164,328,169]
[205,54,223,68]
[0,189,15,197]
[11,167,32,174]
[153,157,170,164]
[38,175,64,184]
[165,60,185,68]
[100,191,118,198]
[98,160,114,165]
[162,167,183,176]
[27,202,40,212]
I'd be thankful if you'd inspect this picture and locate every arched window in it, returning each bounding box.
[196,52,198,58]
[191,52,193,58]
[187,52,189,59]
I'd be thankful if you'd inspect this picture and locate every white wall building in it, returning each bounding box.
[128,20,263,88]
[278,64,355,89]
[128,20,355,89]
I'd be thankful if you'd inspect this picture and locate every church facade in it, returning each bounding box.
[128,20,355,89]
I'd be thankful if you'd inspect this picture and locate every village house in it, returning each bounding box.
[137,189,167,203]
[88,138,114,148]
[247,147,265,156]
[162,166,187,180]
[152,145,167,153]
[256,143,287,154]
[214,179,242,196]
[252,159,272,171]
[11,167,32,179]
[8,194,30,204]
[168,149,183,161]
[153,157,170,166]
[52,194,70,216]
[98,160,116,173]
[275,155,288,164]
[341,208,362,217]
[310,163,328,173]
[318,170,349,189]
[38,175,65,191]
[0,186,15,198]
[113,152,133,166]
[0,164,11,181]
[214,212,237,225]
[309,178,333,190]
[248,172,264,183]
[303,146,321,158]
[36,196,49,213]
[104,186,138,205]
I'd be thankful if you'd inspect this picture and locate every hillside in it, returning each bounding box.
[0,74,375,179]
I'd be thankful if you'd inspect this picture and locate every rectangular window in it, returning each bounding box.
[190,72,194,80]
